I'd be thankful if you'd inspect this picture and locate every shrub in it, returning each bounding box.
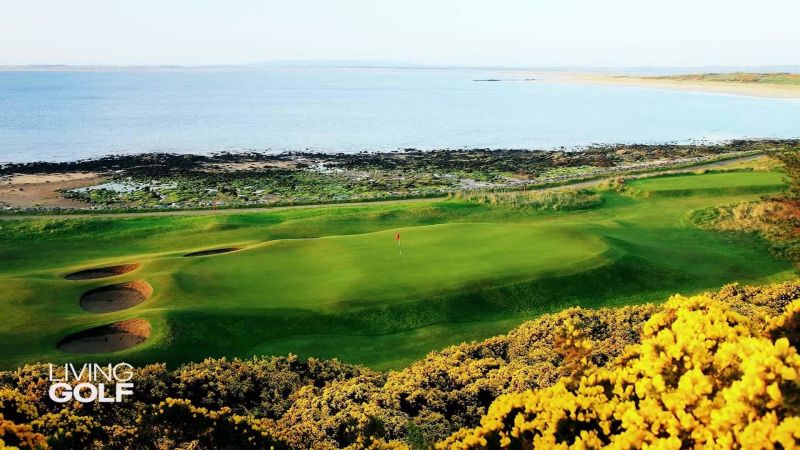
[771,299,800,350]
[0,283,798,449]
[136,397,295,449]
[769,147,800,199]
[0,389,38,424]
[0,419,47,450]
[439,294,800,449]
[31,409,99,450]
[692,198,800,263]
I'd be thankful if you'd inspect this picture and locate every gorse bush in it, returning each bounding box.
[0,282,799,449]
[439,294,800,449]
[450,188,603,211]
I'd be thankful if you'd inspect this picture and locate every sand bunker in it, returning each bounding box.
[184,247,240,257]
[80,281,152,313]
[65,263,141,280]
[57,319,151,353]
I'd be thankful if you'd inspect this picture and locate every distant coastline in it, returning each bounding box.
[528,72,800,99]
[4,63,800,98]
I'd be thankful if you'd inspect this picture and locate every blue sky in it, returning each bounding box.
[2,0,798,67]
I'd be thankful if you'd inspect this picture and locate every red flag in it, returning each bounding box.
[395,232,401,241]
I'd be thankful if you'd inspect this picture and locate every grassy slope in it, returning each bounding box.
[0,170,795,370]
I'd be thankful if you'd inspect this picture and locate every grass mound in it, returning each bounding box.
[64,263,141,280]
[183,247,241,257]
[56,319,151,353]
[79,280,152,313]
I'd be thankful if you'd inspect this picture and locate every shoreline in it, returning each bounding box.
[524,71,800,99]
[0,138,789,170]
[0,151,771,218]
[0,140,793,214]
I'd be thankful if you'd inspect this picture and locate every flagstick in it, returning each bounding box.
[397,234,404,266]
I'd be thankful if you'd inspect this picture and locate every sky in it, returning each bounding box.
[1,0,799,67]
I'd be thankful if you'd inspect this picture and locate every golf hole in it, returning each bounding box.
[80,281,153,313]
[57,319,151,353]
[65,263,141,280]
[183,247,240,257]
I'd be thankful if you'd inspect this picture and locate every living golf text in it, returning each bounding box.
[48,363,134,403]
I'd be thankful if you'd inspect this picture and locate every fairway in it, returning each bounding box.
[628,170,785,195]
[0,169,795,370]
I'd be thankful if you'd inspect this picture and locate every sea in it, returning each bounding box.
[1,67,799,163]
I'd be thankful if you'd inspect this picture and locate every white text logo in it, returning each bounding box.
[48,363,134,403]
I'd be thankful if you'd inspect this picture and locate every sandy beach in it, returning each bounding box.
[527,72,800,99]
[0,172,102,208]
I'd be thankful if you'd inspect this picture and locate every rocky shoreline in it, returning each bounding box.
[1,140,796,212]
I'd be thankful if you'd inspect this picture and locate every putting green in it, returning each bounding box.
[0,169,795,370]
[174,224,607,310]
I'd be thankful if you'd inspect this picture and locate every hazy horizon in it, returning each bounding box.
[3,62,800,76]
[2,0,799,67]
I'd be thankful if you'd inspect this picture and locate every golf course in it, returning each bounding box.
[0,165,794,370]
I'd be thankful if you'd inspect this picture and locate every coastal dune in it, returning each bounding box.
[532,72,800,99]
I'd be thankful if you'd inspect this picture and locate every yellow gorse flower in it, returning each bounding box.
[439,294,800,449]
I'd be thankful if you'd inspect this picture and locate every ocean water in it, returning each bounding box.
[1,68,799,163]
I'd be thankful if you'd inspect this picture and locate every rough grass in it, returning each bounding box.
[692,198,800,263]
[450,188,603,211]
[0,170,795,370]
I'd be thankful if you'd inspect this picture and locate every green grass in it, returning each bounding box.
[0,170,795,370]
[628,171,785,196]
[652,72,800,86]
